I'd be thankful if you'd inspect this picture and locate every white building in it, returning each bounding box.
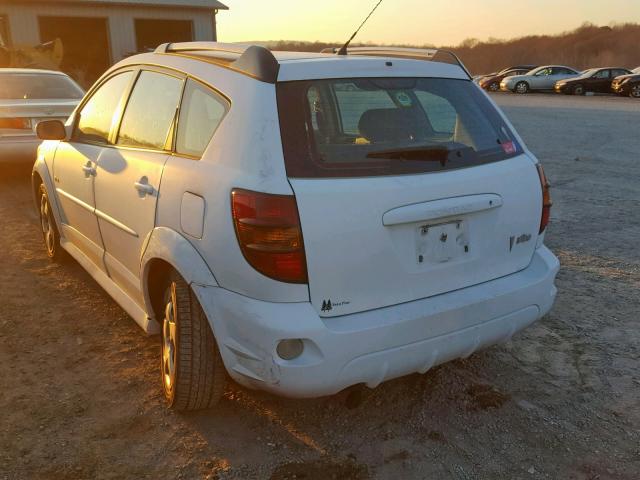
[0,0,228,83]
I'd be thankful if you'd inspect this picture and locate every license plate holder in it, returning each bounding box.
[416,220,468,264]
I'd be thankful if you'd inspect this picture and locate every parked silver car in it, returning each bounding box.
[501,65,580,94]
[0,69,83,163]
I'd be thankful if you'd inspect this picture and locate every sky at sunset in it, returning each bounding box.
[216,0,640,46]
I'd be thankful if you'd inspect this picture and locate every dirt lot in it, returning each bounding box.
[1,93,639,480]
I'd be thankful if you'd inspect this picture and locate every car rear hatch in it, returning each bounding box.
[0,71,82,137]
[277,77,542,317]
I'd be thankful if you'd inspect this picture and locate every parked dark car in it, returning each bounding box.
[611,67,640,98]
[479,68,535,91]
[554,67,632,95]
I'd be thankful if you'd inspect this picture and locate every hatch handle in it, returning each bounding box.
[382,194,503,226]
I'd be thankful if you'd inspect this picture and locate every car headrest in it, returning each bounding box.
[358,108,425,143]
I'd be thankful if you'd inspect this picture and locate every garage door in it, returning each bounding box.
[39,16,110,87]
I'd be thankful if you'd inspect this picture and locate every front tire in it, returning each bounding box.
[630,84,640,98]
[161,270,226,411]
[515,81,529,94]
[573,84,585,95]
[488,82,500,92]
[38,184,65,261]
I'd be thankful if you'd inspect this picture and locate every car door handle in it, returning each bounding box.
[82,163,96,177]
[134,177,155,196]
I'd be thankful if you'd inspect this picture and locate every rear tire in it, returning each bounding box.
[160,270,226,411]
[38,184,65,261]
[515,81,529,94]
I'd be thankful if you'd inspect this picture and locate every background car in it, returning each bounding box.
[0,68,83,164]
[501,65,580,93]
[611,67,640,98]
[474,65,537,86]
[554,67,632,95]
[479,68,536,92]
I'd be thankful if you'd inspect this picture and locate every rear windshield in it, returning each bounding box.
[0,73,84,100]
[277,77,523,178]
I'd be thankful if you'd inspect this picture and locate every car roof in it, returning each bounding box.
[0,68,68,76]
[137,43,471,84]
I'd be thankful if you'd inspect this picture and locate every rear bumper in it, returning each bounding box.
[195,246,559,398]
[0,136,39,163]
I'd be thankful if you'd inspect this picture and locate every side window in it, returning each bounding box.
[593,70,609,79]
[75,71,133,144]
[175,79,227,157]
[117,70,183,150]
[612,69,627,78]
[414,91,457,134]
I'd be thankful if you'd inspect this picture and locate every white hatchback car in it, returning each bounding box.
[33,43,559,410]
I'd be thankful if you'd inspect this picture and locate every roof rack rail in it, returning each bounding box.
[320,46,472,79]
[155,42,280,83]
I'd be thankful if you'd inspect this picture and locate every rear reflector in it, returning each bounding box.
[231,188,308,283]
[536,164,552,233]
[0,118,31,130]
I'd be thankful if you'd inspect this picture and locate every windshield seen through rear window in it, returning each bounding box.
[277,77,522,178]
[0,73,84,100]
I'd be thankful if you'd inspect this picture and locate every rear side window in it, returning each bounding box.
[75,71,133,144]
[176,79,227,157]
[117,70,183,150]
[277,77,522,178]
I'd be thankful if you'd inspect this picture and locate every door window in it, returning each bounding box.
[117,70,183,150]
[535,68,552,76]
[175,79,227,157]
[593,69,610,79]
[75,71,133,144]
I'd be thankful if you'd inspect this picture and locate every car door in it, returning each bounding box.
[591,69,610,93]
[531,67,552,89]
[93,69,184,305]
[53,70,135,268]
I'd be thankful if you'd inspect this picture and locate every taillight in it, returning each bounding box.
[231,188,308,284]
[0,118,31,130]
[536,164,552,233]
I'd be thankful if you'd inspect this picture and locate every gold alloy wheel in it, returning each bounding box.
[162,282,178,394]
[39,192,55,256]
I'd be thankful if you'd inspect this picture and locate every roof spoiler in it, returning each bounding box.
[320,46,472,79]
[155,42,280,83]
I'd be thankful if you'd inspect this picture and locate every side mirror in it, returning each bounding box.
[36,119,67,141]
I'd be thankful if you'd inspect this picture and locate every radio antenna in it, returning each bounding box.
[337,0,385,55]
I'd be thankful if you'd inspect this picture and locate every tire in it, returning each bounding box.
[38,183,65,261]
[515,81,529,94]
[489,82,500,92]
[631,84,640,99]
[160,270,226,411]
[573,84,585,95]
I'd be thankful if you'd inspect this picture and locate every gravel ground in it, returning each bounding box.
[1,93,639,480]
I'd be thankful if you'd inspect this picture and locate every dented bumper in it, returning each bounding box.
[194,246,559,398]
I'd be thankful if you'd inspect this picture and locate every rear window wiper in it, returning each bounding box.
[366,144,477,166]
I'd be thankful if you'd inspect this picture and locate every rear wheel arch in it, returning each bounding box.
[140,227,218,323]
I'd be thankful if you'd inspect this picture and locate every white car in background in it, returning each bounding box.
[32,43,559,411]
[0,68,83,163]
[501,65,580,93]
